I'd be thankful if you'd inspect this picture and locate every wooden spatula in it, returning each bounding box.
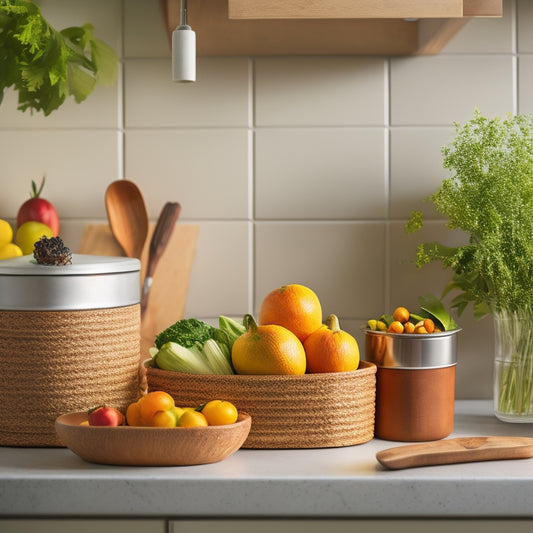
[376,436,533,470]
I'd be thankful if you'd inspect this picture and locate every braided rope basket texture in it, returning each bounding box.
[146,360,376,449]
[0,306,140,447]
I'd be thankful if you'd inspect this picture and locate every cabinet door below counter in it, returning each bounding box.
[170,519,533,533]
[0,519,166,533]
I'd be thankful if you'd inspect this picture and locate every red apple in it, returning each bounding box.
[17,177,60,237]
[88,406,125,427]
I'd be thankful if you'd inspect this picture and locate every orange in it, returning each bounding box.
[392,306,410,323]
[201,400,238,426]
[178,410,208,427]
[258,284,322,342]
[126,400,143,426]
[303,314,360,373]
[231,314,306,375]
[387,321,404,333]
[139,391,175,426]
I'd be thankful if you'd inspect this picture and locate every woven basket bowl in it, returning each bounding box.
[0,306,140,447]
[146,360,377,449]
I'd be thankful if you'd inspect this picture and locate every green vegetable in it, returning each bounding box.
[0,0,117,115]
[406,109,533,319]
[155,318,213,350]
[152,318,237,374]
[417,293,459,331]
[406,109,533,417]
[218,315,247,348]
[150,342,212,374]
[150,339,234,375]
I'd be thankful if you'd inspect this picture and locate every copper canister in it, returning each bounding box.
[365,328,460,442]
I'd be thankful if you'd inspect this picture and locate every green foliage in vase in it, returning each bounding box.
[406,109,533,321]
[0,0,117,116]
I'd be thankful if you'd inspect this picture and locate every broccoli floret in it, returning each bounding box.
[154,318,215,349]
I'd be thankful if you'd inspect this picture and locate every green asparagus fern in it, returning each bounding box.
[406,109,533,320]
[406,109,533,418]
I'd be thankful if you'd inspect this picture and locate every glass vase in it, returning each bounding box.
[493,310,533,422]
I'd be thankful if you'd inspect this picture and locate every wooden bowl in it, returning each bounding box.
[55,411,251,466]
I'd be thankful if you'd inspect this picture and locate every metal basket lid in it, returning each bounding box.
[0,254,141,311]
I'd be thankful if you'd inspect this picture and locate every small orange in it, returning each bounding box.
[126,400,143,426]
[403,321,415,334]
[303,314,360,373]
[258,284,323,342]
[201,400,238,426]
[139,391,175,426]
[232,314,306,375]
[387,321,404,333]
[423,318,435,333]
[392,306,410,323]
[178,410,208,427]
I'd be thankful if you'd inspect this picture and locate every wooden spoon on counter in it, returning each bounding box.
[376,436,533,470]
[105,180,149,259]
[140,201,181,317]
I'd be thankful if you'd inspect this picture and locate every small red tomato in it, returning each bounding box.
[88,406,125,427]
[17,177,60,237]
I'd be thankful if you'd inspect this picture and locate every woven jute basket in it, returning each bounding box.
[146,360,376,449]
[0,306,141,447]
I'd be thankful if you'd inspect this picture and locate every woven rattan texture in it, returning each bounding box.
[0,305,140,447]
[146,361,376,448]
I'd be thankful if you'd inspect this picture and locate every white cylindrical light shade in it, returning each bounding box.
[172,26,196,82]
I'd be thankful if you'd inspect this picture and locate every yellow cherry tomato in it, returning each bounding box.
[178,410,208,427]
[201,400,238,426]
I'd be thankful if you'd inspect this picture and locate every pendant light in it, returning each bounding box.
[172,0,196,82]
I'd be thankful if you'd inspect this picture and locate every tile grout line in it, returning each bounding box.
[384,57,392,313]
[249,57,256,314]
[119,0,126,180]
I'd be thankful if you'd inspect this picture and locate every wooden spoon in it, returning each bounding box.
[376,436,533,470]
[105,180,149,259]
[140,201,181,317]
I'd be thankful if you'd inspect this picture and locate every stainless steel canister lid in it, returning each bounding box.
[365,329,460,369]
[0,254,140,310]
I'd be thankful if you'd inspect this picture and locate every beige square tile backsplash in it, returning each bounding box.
[0,0,529,398]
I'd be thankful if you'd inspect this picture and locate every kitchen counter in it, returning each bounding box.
[0,400,532,519]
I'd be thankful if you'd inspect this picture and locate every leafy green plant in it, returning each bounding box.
[406,109,533,320]
[0,0,117,116]
[406,109,533,418]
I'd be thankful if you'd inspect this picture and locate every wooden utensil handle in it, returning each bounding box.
[146,202,181,279]
[141,202,181,317]
[376,436,533,470]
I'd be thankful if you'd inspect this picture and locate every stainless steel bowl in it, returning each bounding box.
[365,328,460,369]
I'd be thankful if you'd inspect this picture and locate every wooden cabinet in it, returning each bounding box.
[0,520,166,533]
[160,0,502,56]
[1,518,532,532]
[171,520,533,533]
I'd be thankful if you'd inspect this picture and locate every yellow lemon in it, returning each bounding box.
[14,221,53,255]
[0,219,13,248]
[0,243,23,260]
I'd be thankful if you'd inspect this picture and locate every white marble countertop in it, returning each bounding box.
[0,400,532,519]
